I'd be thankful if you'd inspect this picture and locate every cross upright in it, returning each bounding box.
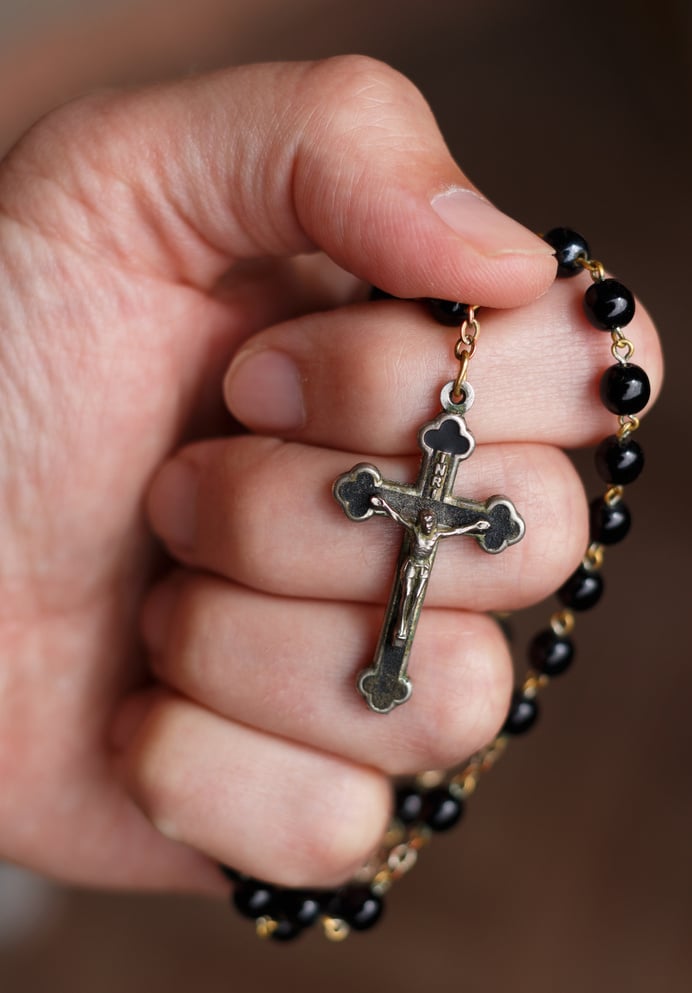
[333,410,525,714]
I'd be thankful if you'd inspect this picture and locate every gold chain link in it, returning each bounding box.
[451,306,480,403]
[578,256,606,281]
[617,414,640,439]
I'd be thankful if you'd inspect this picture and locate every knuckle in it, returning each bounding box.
[404,616,513,771]
[207,438,298,592]
[516,446,589,604]
[300,55,432,151]
[291,768,391,885]
[308,54,418,107]
[6,91,128,182]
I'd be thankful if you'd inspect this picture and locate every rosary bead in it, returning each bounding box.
[232,879,277,920]
[589,496,631,545]
[220,864,244,883]
[594,434,645,485]
[503,690,539,735]
[395,784,424,825]
[420,787,464,832]
[268,918,304,942]
[328,887,384,931]
[542,227,590,278]
[370,286,396,301]
[529,629,574,677]
[426,298,469,327]
[583,278,635,330]
[557,565,604,611]
[276,890,323,929]
[600,363,651,415]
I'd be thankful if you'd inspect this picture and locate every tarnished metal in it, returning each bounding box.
[334,409,525,714]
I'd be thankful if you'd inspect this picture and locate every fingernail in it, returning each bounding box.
[148,458,198,553]
[225,350,305,432]
[431,188,552,257]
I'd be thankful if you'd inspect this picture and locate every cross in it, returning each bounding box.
[333,411,525,714]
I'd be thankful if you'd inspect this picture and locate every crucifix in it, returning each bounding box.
[333,410,525,714]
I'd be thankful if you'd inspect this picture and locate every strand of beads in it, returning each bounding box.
[221,229,649,942]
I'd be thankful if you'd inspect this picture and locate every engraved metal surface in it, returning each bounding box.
[333,410,525,714]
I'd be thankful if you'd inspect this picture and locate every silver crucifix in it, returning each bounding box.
[333,407,525,714]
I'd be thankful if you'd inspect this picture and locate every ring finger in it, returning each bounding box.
[142,572,514,775]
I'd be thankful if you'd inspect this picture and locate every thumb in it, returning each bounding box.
[15,56,555,306]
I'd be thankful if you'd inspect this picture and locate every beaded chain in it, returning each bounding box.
[221,227,650,943]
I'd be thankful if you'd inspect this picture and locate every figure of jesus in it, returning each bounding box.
[370,495,490,644]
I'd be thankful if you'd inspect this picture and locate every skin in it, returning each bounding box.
[0,56,662,895]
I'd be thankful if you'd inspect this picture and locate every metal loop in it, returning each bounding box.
[611,335,635,364]
[583,542,605,572]
[460,316,480,347]
[452,354,470,399]
[454,337,477,362]
[578,257,606,282]
[387,843,419,878]
[441,380,475,414]
[604,485,624,506]
[617,414,640,440]
[550,608,575,637]
[322,917,351,942]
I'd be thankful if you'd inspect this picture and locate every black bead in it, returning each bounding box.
[276,890,323,928]
[394,785,423,825]
[232,879,277,920]
[503,690,539,735]
[600,363,651,415]
[529,629,574,677]
[594,434,645,485]
[557,565,604,611]
[219,864,244,884]
[328,886,384,931]
[420,787,464,832]
[369,286,397,301]
[268,918,304,942]
[583,278,636,330]
[426,298,469,327]
[542,227,590,278]
[589,497,631,545]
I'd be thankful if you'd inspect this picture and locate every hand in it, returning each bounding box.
[0,56,660,895]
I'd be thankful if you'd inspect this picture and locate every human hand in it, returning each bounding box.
[0,56,660,895]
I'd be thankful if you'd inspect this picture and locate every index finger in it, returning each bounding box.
[7,57,555,304]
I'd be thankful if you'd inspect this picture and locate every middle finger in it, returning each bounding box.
[222,278,662,454]
[147,435,587,610]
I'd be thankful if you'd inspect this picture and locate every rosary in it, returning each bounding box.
[221,227,651,941]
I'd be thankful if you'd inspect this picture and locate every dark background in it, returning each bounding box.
[1,0,690,990]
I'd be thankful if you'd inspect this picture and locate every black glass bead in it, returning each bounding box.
[394,785,423,825]
[600,363,650,415]
[503,690,539,735]
[589,497,631,545]
[557,565,604,611]
[328,886,384,931]
[268,918,304,942]
[369,286,396,301]
[594,434,645,485]
[426,298,469,327]
[219,864,244,884]
[276,890,322,928]
[420,787,464,832]
[583,278,635,330]
[232,879,277,920]
[542,227,590,278]
[529,629,574,677]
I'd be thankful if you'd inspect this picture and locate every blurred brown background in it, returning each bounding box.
[0,0,690,990]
